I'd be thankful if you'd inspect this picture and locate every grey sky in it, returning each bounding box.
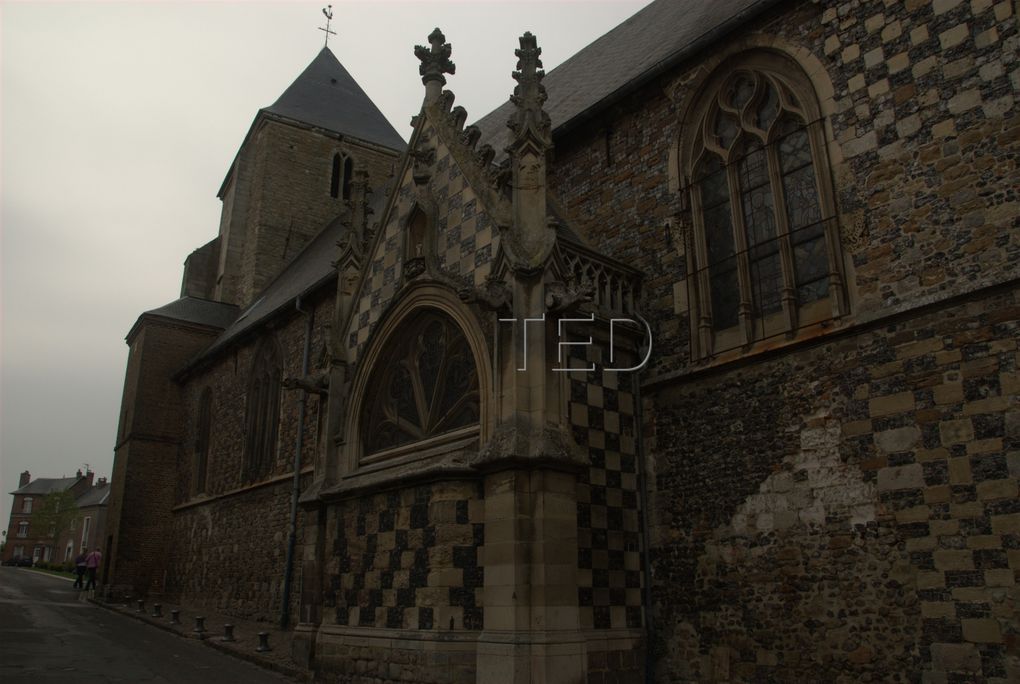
[1,1,650,516]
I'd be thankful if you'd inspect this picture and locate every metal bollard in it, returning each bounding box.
[221,624,236,642]
[135,599,145,613]
[255,631,272,652]
[170,609,181,624]
[193,616,206,635]
[152,603,162,618]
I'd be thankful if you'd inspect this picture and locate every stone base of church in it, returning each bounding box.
[309,624,644,683]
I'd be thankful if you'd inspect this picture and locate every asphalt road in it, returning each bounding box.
[0,567,292,683]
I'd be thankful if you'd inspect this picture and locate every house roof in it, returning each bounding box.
[473,0,781,154]
[11,476,80,496]
[76,483,110,508]
[267,47,407,151]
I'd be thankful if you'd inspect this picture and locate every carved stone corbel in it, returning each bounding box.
[458,273,512,311]
[545,279,594,313]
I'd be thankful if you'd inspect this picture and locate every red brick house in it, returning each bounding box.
[4,470,109,565]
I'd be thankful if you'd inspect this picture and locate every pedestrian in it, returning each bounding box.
[73,551,87,589]
[84,547,102,592]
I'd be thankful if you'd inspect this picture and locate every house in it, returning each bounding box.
[4,470,109,566]
[105,1,1020,681]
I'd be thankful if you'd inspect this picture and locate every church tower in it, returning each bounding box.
[185,47,406,307]
[106,47,405,600]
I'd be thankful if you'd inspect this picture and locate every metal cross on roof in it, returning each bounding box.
[319,5,336,47]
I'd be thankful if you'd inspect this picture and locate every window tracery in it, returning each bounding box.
[362,310,479,455]
[685,59,845,357]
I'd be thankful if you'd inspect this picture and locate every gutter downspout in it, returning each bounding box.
[633,360,655,683]
[281,296,313,629]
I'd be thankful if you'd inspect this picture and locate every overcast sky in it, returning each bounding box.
[1,1,651,517]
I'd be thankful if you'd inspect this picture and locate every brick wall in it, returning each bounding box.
[106,319,223,597]
[165,289,332,622]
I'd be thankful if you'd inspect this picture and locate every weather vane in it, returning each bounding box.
[319,5,337,48]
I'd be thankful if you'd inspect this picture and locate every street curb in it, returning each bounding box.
[88,599,311,682]
[23,568,75,582]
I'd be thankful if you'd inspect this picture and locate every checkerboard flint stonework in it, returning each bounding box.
[569,338,645,631]
[347,125,495,364]
[326,482,484,631]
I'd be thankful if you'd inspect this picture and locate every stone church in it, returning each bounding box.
[106,0,1019,681]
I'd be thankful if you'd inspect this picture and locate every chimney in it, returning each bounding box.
[76,469,83,477]
[19,471,30,487]
[85,471,95,487]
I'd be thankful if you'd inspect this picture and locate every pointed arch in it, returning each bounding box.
[678,49,847,359]
[342,284,492,477]
[243,337,283,481]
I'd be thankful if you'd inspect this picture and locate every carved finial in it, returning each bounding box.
[507,32,552,149]
[415,28,455,101]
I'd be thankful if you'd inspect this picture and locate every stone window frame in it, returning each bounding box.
[330,152,355,200]
[17,521,29,538]
[193,386,213,495]
[361,309,481,460]
[22,497,32,514]
[680,50,847,360]
[243,338,283,483]
[342,285,492,482]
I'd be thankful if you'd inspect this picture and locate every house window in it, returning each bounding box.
[13,545,24,559]
[17,522,28,538]
[194,387,213,494]
[80,516,91,552]
[683,56,845,358]
[65,542,74,562]
[243,341,282,481]
[22,497,32,514]
[362,310,479,455]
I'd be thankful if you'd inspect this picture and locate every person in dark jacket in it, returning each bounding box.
[73,551,87,589]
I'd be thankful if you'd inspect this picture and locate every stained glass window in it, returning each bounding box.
[689,66,840,349]
[244,342,281,480]
[364,311,480,454]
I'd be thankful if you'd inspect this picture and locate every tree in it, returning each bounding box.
[32,490,78,562]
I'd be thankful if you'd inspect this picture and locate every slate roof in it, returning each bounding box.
[266,48,407,151]
[191,0,777,364]
[76,483,111,507]
[11,476,80,495]
[473,0,781,154]
[142,297,240,330]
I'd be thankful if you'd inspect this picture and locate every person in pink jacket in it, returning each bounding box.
[84,547,102,591]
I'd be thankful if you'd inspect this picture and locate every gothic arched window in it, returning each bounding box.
[194,387,212,494]
[362,310,480,455]
[685,56,845,357]
[330,153,343,199]
[244,341,281,480]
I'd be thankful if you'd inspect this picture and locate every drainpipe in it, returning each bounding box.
[633,354,656,684]
[281,296,313,629]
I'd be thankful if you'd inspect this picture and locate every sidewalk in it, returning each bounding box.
[90,593,312,682]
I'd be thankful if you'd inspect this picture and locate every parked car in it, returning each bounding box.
[1,557,32,567]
